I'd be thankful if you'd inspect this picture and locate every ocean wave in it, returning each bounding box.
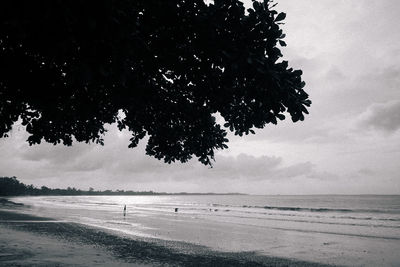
[0,198,24,206]
[234,214,400,229]
[238,205,399,214]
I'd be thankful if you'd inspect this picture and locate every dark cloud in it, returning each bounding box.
[0,123,316,188]
[306,171,340,181]
[324,66,346,82]
[103,151,314,183]
[359,101,400,133]
[176,154,313,182]
[358,168,376,176]
[20,142,93,164]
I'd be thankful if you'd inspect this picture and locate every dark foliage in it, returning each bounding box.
[0,176,155,196]
[0,177,241,196]
[0,0,311,165]
[0,176,27,196]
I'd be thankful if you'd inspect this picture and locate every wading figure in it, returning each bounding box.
[123,205,126,216]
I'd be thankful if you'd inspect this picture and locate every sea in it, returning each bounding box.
[10,194,400,266]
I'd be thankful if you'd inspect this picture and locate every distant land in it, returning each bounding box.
[0,176,246,196]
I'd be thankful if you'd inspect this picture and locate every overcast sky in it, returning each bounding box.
[1,0,399,194]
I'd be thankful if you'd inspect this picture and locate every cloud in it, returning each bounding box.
[306,171,339,181]
[180,154,314,182]
[0,122,317,190]
[357,168,376,176]
[20,142,93,164]
[358,101,400,133]
[107,152,315,183]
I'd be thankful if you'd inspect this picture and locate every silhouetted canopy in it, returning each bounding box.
[0,0,311,165]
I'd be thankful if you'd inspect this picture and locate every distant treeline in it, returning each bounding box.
[0,177,244,196]
[0,176,159,196]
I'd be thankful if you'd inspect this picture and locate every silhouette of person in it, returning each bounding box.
[175,208,178,212]
[123,205,126,216]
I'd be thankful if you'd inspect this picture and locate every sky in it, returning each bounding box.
[1,0,399,194]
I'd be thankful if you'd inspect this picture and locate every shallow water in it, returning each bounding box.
[11,195,400,266]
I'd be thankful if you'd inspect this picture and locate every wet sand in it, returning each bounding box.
[0,208,334,266]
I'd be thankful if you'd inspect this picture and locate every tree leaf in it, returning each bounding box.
[275,12,286,22]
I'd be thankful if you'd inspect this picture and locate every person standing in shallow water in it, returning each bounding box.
[123,205,126,216]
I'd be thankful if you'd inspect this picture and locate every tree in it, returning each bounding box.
[0,0,311,165]
[0,176,27,196]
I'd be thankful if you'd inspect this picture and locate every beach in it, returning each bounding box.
[0,219,134,266]
[0,208,329,266]
[1,195,400,266]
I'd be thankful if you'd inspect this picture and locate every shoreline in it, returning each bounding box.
[0,208,334,266]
